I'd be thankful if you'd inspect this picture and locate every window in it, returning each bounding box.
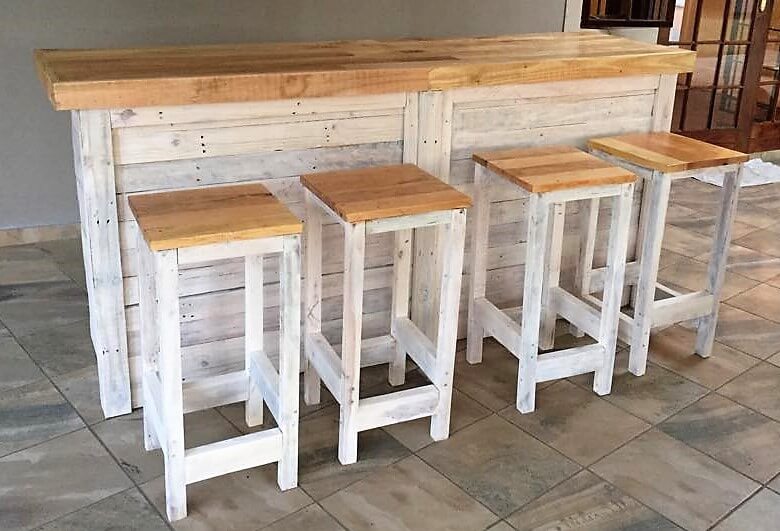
[582,0,677,28]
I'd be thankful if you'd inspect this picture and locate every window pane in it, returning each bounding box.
[755,84,776,122]
[724,0,755,42]
[691,44,720,86]
[683,89,714,129]
[719,44,748,86]
[712,88,741,128]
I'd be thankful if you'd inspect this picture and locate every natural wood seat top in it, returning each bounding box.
[588,132,748,173]
[35,32,694,110]
[128,183,302,251]
[473,146,636,193]
[300,164,471,223]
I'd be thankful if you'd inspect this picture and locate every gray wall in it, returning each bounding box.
[0,0,566,229]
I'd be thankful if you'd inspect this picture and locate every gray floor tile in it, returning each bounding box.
[500,381,649,466]
[648,326,758,389]
[769,474,780,492]
[735,228,780,257]
[16,320,95,377]
[93,408,242,484]
[733,203,780,230]
[592,429,758,531]
[769,351,780,367]
[0,245,72,286]
[659,394,780,483]
[661,226,713,258]
[0,280,88,336]
[50,365,104,425]
[0,378,84,457]
[262,504,345,531]
[141,464,311,530]
[506,470,680,531]
[418,415,580,518]
[37,239,86,289]
[728,284,780,323]
[715,305,780,359]
[320,455,497,531]
[666,203,756,241]
[719,362,780,422]
[35,487,168,531]
[452,339,524,411]
[0,335,45,393]
[713,489,780,531]
[572,351,708,424]
[487,522,514,531]
[383,388,490,452]
[697,243,780,282]
[0,428,132,531]
[296,406,410,500]
[657,256,757,300]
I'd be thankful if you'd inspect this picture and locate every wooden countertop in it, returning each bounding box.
[35,31,694,111]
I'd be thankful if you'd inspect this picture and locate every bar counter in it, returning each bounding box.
[36,31,694,418]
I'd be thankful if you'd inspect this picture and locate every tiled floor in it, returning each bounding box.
[2,178,780,530]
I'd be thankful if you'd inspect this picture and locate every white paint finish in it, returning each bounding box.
[540,202,565,350]
[303,190,323,405]
[593,183,634,395]
[339,221,366,465]
[473,298,523,359]
[695,165,743,357]
[552,287,602,341]
[304,332,344,404]
[184,429,283,486]
[110,93,407,128]
[431,208,467,440]
[277,234,301,489]
[153,249,187,521]
[536,345,605,383]
[571,197,599,338]
[178,237,284,265]
[355,385,440,432]
[393,316,437,380]
[652,74,677,132]
[137,234,160,451]
[389,229,413,385]
[466,164,490,364]
[517,192,549,413]
[245,254,265,427]
[365,210,452,235]
[72,110,132,418]
[629,171,672,376]
[182,370,248,414]
[112,113,404,164]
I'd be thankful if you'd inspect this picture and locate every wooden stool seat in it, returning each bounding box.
[129,183,302,251]
[300,164,471,222]
[581,133,747,377]
[472,146,635,193]
[588,132,748,173]
[130,184,302,522]
[300,164,469,465]
[469,147,636,413]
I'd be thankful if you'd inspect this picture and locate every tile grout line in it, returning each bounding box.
[0,314,175,530]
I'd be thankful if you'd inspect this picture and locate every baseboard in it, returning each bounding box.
[0,223,80,247]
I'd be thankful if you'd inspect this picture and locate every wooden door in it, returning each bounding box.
[662,0,773,151]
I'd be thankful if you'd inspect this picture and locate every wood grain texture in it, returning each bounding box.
[36,32,694,110]
[588,132,748,172]
[128,183,302,251]
[473,146,636,193]
[300,164,471,223]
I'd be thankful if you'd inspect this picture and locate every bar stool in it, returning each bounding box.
[300,164,471,465]
[582,133,748,376]
[467,146,636,413]
[129,183,302,521]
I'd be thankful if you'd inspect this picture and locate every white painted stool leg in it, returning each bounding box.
[278,235,301,489]
[154,249,187,521]
[571,198,599,337]
[245,254,264,427]
[540,202,565,350]
[431,209,468,440]
[467,164,490,364]
[695,164,743,357]
[594,183,634,394]
[339,222,366,465]
[629,171,671,376]
[389,228,412,386]
[303,190,323,405]
[137,235,160,451]
[518,193,550,413]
